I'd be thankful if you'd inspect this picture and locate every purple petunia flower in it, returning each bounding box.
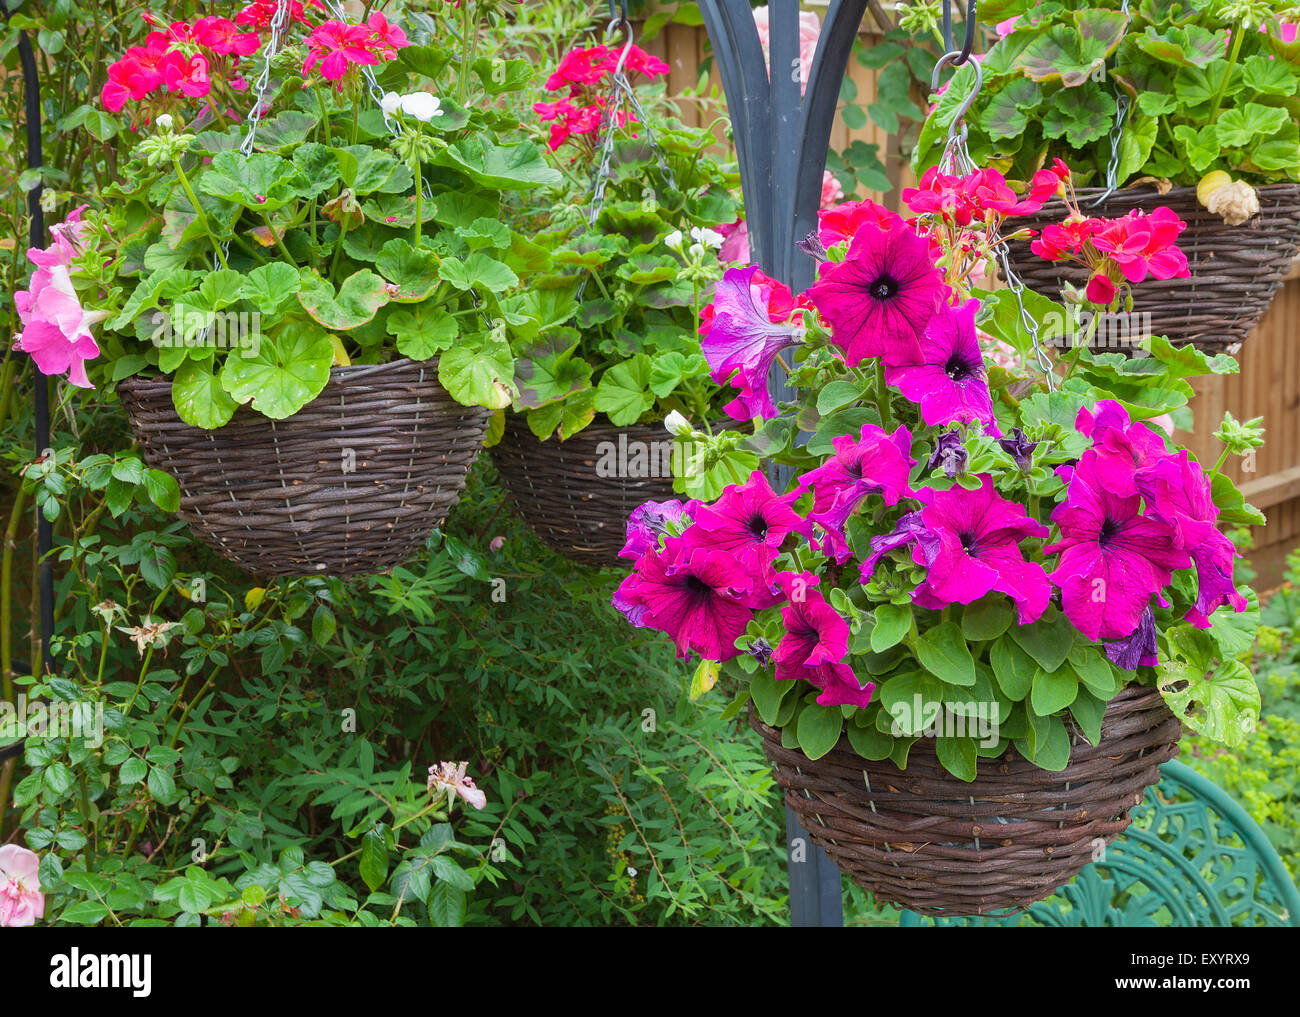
[1046,453,1191,642]
[773,572,874,708]
[929,430,968,479]
[885,298,1001,436]
[619,498,694,560]
[797,424,916,563]
[747,637,774,667]
[909,475,1052,624]
[700,265,803,420]
[1146,451,1247,628]
[998,427,1039,473]
[807,221,946,368]
[1104,605,1158,670]
[681,471,808,580]
[859,510,938,582]
[613,540,757,661]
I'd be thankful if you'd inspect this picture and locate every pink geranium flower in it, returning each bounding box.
[303,15,408,85]
[1046,453,1191,642]
[910,476,1052,624]
[885,298,1000,434]
[797,423,916,563]
[683,471,808,580]
[0,845,44,927]
[772,573,874,708]
[192,16,261,56]
[700,265,804,420]
[13,207,103,389]
[808,221,946,367]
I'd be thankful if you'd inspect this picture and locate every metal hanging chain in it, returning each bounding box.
[931,0,1056,391]
[1089,0,1132,206]
[577,12,679,299]
[320,0,406,139]
[239,0,294,157]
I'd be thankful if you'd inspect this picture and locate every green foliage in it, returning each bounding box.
[926,0,1300,187]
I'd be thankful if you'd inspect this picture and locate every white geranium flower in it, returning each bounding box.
[155,113,174,131]
[379,91,402,118]
[399,91,444,122]
[690,226,724,250]
[664,410,692,437]
[663,229,684,251]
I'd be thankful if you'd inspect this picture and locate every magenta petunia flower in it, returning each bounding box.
[885,298,1000,435]
[681,471,808,579]
[909,475,1052,623]
[807,221,945,367]
[614,540,756,661]
[773,572,874,708]
[1075,400,1170,498]
[620,498,694,560]
[1147,452,1247,627]
[1046,454,1191,641]
[700,265,803,420]
[797,423,916,563]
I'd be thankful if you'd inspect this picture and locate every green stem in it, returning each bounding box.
[1207,22,1245,122]
[875,359,892,430]
[413,159,424,249]
[172,158,229,270]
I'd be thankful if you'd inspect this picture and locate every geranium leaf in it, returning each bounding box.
[219,321,333,419]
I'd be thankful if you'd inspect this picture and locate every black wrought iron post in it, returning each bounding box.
[698,0,871,928]
[0,7,52,780]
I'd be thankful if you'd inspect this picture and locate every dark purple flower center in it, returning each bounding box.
[958,531,978,553]
[1098,517,1122,545]
[681,574,714,601]
[746,512,769,540]
[869,274,899,301]
[945,354,976,381]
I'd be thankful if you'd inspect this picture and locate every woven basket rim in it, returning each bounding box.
[117,356,438,398]
[750,683,1173,778]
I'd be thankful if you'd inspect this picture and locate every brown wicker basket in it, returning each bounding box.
[753,685,1182,916]
[492,415,686,568]
[1005,183,1300,354]
[118,359,489,578]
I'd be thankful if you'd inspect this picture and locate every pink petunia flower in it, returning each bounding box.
[772,572,874,708]
[1075,399,1170,498]
[1046,453,1191,642]
[699,265,804,420]
[614,541,758,661]
[816,198,903,249]
[797,423,916,563]
[682,471,808,580]
[0,845,44,927]
[909,475,1052,624]
[885,298,1000,435]
[1146,452,1247,628]
[13,207,103,389]
[808,221,947,367]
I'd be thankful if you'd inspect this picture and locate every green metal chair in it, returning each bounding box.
[900,759,1300,927]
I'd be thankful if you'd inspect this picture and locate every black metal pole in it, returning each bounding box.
[698,0,869,928]
[15,26,54,679]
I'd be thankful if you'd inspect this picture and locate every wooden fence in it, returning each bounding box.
[642,21,1300,586]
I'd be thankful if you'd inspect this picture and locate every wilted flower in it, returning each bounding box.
[427,761,487,810]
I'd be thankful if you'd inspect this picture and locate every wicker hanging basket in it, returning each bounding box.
[1004,183,1300,354]
[753,685,1182,916]
[118,359,489,578]
[493,415,685,568]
